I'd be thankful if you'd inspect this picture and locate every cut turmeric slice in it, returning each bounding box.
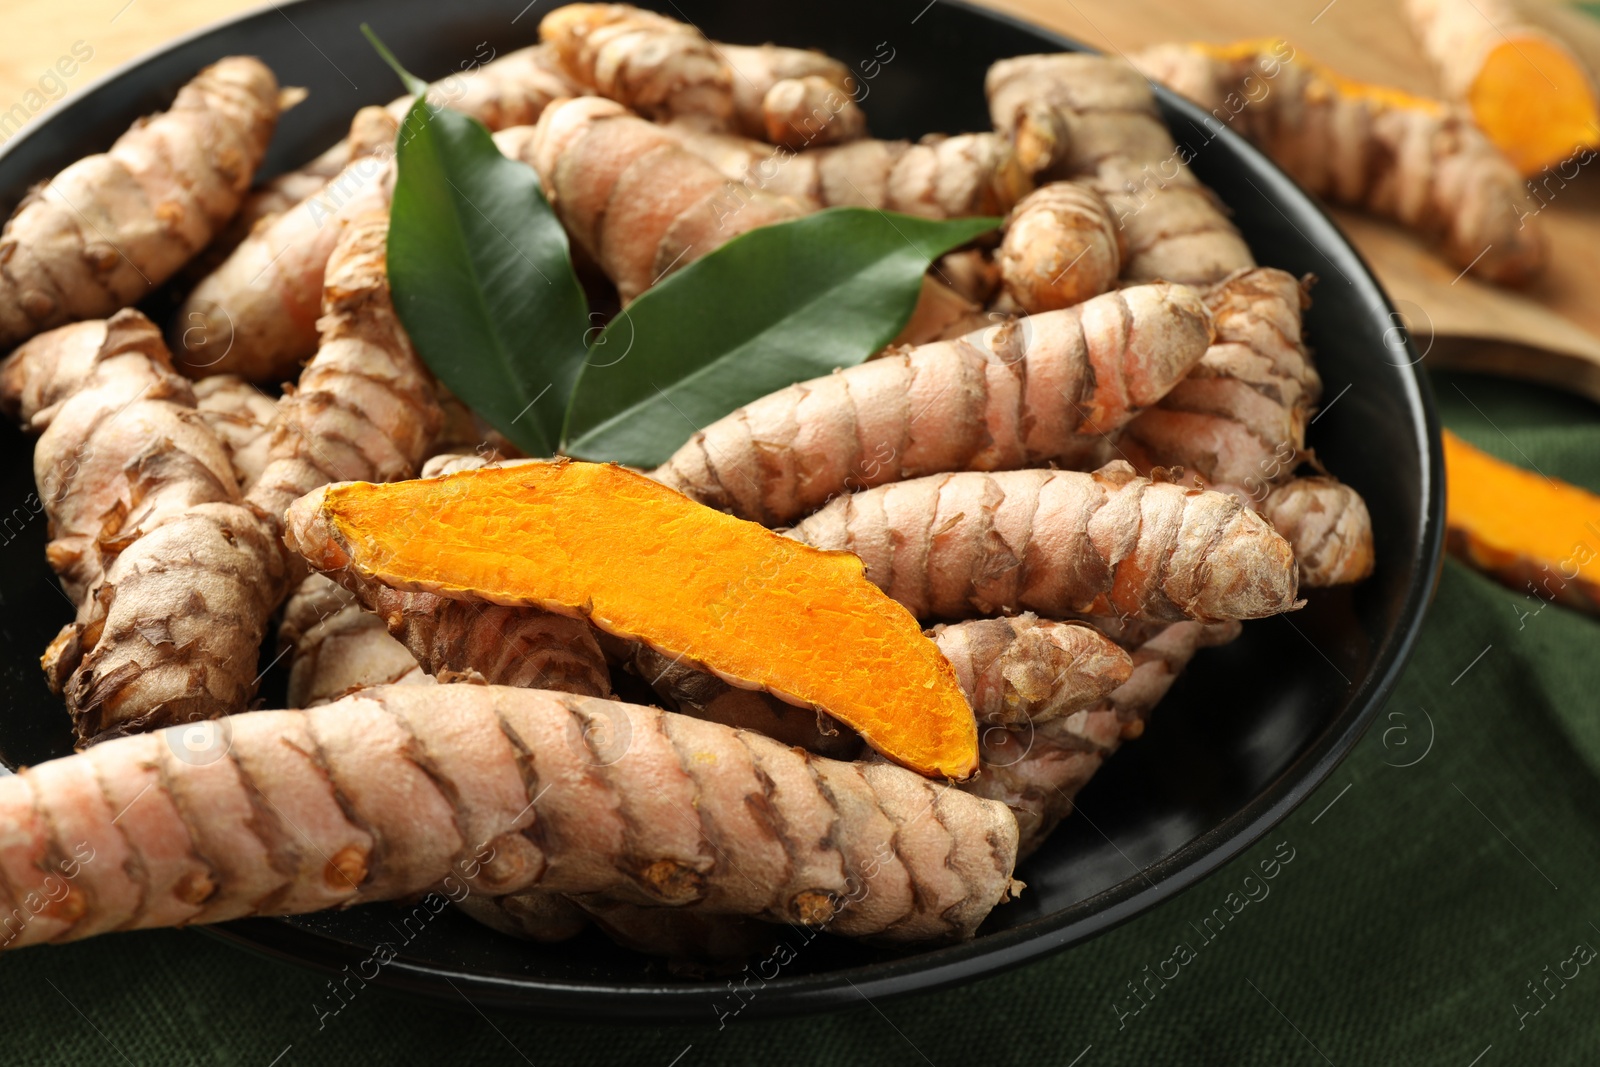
[1443,429,1600,612]
[1406,0,1600,176]
[285,461,980,779]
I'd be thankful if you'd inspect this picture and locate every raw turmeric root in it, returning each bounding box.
[667,124,1031,220]
[1256,477,1375,588]
[787,464,1300,624]
[0,311,284,737]
[1065,616,1243,744]
[740,42,865,141]
[0,310,256,627]
[279,575,431,707]
[929,614,1132,727]
[284,460,980,779]
[171,107,400,382]
[985,53,1254,286]
[627,612,1130,756]
[1121,267,1319,490]
[625,642,863,759]
[1110,268,1374,588]
[20,210,441,742]
[719,41,867,146]
[198,45,582,326]
[191,376,277,491]
[1405,0,1600,175]
[540,3,735,127]
[938,248,1002,306]
[997,182,1122,313]
[969,618,1241,853]
[888,276,986,349]
[279,508,800,959]
[276,573,620,954]
[294,43,583,187]
[278,573,617,951]
[509,97,804,303]
[1131,40,1545,285]
[348,582,612,697]
[337,454,1120,764]
[237,208,444,534]
[0,685,1018,948]
[540,4,867,147]
[0,57,279,349]
[744,70,866,149]
[1443,429,1600,613]
[652,282,1214,526]
[184,101,405,289]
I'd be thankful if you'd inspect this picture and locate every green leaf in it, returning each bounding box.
[384,68,589,457]
[360,24,429,98]
[561,208,1000,467]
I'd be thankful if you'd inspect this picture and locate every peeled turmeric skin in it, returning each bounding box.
[1131,40,1545,285]
[985,53,1255,287]
[1406,0,1600,176]
[0,685,1019,949]
[789,465,1299,624]
[1443,430,1600,614]
[284,461,981,779]
[0,57,279,349]
[653,282,1215,526]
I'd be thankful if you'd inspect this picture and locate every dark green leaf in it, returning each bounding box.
[385,90,589,457]
[561,208,999,466]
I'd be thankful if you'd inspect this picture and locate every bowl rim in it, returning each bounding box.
[0,0,1445,1023]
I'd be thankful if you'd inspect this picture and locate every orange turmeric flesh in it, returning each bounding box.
[1469,39,1600,177]
[286,461,979,778]
[1444,429,1600,613]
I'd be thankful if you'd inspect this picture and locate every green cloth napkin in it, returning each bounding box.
[8,369,1597,1067]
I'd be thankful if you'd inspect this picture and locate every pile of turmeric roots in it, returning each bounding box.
[0,4,1379,969]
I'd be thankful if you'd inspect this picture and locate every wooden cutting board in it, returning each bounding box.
[7,0,1600,395]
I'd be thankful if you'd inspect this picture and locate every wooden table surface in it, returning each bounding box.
[7,0,1600,381]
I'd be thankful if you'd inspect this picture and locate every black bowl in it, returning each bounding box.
[0,0,1442,1022]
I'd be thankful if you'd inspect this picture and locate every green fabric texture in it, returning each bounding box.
[6,369,1597,1066]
